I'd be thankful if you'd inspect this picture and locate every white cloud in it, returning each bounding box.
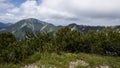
[9,8,19,13]
[1,0,120,26]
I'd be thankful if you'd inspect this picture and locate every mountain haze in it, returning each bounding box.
[0,22,12,28]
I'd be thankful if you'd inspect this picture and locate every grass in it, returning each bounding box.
[0,63,20,68]
[1,52,120,68]
[77,53,120,68]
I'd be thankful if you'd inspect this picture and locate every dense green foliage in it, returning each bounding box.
[0,27,120,64]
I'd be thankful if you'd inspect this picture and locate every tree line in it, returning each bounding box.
[0,27,120,63]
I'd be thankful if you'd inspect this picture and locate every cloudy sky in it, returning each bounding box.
[0,0,120,26]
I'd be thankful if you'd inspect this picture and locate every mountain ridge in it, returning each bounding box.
[0,18,120,39]
[0,18,58,39]
[0,22,12,28]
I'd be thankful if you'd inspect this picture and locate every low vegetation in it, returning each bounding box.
[1,52,120,68]
[0,27,120,68]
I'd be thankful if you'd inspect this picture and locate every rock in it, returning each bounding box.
[96,65,110,68]
[21,64,38,68]
[69,59,89,68]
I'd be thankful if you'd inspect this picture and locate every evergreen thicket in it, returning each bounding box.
[0,27,120,63]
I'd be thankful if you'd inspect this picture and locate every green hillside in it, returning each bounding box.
[0,26,120,68]
[0,18,120,68]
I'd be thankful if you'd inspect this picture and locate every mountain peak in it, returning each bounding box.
[68,23,78,27]
[17,18,47,25]
[24,18,38,21]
